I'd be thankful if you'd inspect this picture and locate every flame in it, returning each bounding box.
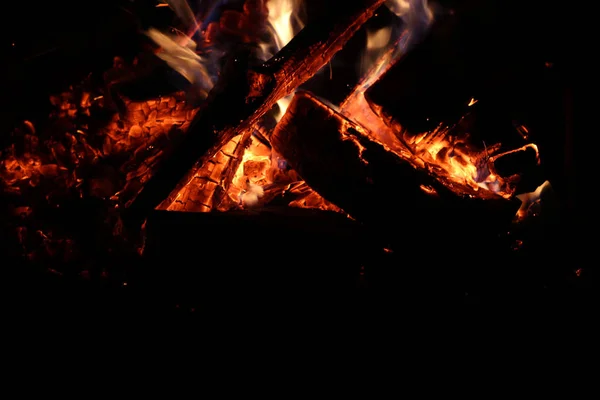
[402,125,541,199]
[145,28,213,98]
[359,0,435,88]
[402,124,512,196]
[362,26,393,76]
[367,27,393,51]
[274,95,293,122]
[386,0,434,50]
[515,180,552,220]
[345,0,436,126]
[263,0,305,121]
[266,0,298,51]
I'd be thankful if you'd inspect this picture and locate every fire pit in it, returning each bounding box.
[1,0,587,315]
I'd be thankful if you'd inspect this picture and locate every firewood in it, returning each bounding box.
[271,91,520,237]
[121,0,387,226]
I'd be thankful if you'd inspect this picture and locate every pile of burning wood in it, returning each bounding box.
[1,0,550,273]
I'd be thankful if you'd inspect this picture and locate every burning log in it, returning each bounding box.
[271,91,519,237]
[121,0,387,225]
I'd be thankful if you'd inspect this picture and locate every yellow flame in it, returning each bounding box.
[386,0,434,58]
[515,180,552,220]
[267,0,297,50]
[357,0,435,94]
[387,0,433,23]
[265,0,304,121]
[274,95,293,122]
[362,26,393,75]
[145,28,213,95]
[367,27,393,51]
[404,124,515,197]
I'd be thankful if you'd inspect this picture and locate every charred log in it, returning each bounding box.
[121,0,386,226]
[271,91,519,238]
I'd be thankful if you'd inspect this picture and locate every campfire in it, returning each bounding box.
[2,0,570,301]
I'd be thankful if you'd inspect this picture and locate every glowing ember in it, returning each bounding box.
[224,133,340,212]
[230,134,272,206]
[1,84,192,200]
[398,123,528,198]
[0,61,197,266]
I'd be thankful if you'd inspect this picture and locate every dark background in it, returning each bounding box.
[0,0,590,324]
